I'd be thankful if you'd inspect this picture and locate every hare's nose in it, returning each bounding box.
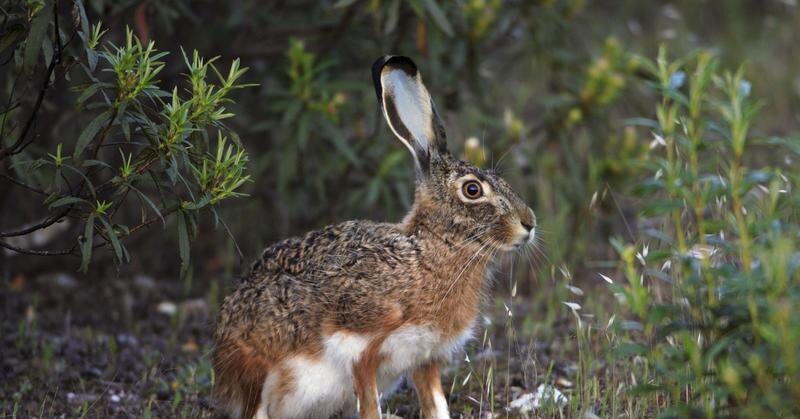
[520,208,537,232]
[521,220,535,232]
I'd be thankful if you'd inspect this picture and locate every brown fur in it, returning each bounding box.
[213,56,536,418]
[412,361,444,418]
[212,340,270,419]
[351,305,405,418]
[271,364,296,416]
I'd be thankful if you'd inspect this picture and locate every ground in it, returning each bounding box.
[1,265,590,418]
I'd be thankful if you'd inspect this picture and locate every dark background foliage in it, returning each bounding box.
[3,0,799,277]
[2,0,800,417]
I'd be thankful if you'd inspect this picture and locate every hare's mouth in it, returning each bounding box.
[500,226,536,252]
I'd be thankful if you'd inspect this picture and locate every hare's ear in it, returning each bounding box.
[372,55,447,173]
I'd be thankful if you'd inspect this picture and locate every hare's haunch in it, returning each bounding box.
[214,56,537,419]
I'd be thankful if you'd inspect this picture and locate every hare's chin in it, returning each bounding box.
[502,228,535,252]
[500,240,527,252]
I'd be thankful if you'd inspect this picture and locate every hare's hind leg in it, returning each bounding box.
[412,361,449,419]
[212,340,269,419]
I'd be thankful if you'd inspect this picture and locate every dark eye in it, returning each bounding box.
[462,180,483,199]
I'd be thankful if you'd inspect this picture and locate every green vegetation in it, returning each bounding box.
[610,49,800,417]
[1,0,799,417]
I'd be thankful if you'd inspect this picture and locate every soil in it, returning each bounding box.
[0,270,580,418]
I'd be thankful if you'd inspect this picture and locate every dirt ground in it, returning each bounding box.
[0,268,582,418]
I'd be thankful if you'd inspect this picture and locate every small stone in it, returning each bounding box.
[181,338,199,353]
[157,301,177,316]
[53,273,78,289]
[66,392,99,404]
[556,376,574,388]
[116,334,139,346]
[133,275,156,290]
[508,384,568,413]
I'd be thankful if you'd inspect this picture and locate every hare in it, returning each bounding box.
[213,56,536,419]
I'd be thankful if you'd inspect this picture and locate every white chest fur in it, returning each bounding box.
[380,323,474,374]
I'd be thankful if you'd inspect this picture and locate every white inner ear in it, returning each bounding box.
[382,69,434,154]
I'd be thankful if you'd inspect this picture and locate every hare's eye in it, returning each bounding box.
[462,181,483,199]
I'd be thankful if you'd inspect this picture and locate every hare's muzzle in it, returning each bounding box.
[504,207,536,250]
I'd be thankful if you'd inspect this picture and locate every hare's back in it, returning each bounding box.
[218,220,420,344]
[249,220,418,283]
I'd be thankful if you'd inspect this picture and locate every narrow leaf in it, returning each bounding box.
[74,110,111,158]
[420,0,454,37]
[74,0,90,36]
[49,196,88,209]
[23,0,52,77]
[79,214,95,272]
[130,185,165,226]
[99,217,127,264]
[177,210,191,278]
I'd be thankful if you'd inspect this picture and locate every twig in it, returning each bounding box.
[0,172,47,195]
[0,2,62,160]
[0,239,73,256]
[606,182,636,242]
[89,108,119,160]
[0,208,71,237]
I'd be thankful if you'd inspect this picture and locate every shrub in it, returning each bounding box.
[613,48,800,417]
[0,2,251,275]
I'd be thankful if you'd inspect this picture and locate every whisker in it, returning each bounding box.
[437,240,495,312]
[494,144,515,174]
[528,242,551,265]
[521,244,540,267]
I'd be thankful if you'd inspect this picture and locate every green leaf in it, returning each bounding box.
[74,0,90,37]
[42,36,53,67]
[641,199,684,217]
[420,0,454,37]
[79,214,95,272]
[61,163,97,199]
[183,195,211,210]
[622,117,660,130]
[377,150,406,177]
[99,217,128,264]
[177,210,191,278]
[73,110,111,158]
[319,119,359,165]
[385,0,401,34]
[49,196,88,209]
[297,113,310,149]
[130,185,165,226]
[627,383,661,396]
[87,47,98,71]
[614,342,648,358]
[755,324,779,344]
[76,83,101,104]
[82,159,112,169]
[332,0,358,7]
[0,24,25,55]
[23,0,52,77]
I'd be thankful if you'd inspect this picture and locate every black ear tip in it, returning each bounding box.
[372,55,418,76]
[371,55,419,102]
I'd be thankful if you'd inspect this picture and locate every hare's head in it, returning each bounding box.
[373,56,536,252]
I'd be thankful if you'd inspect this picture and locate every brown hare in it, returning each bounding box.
[213,56,536,419]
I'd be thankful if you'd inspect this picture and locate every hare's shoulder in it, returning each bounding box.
[249,220,418,278]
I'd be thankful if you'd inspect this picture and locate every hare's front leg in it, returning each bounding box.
[353,351,381,419]
[412,361,449,419]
